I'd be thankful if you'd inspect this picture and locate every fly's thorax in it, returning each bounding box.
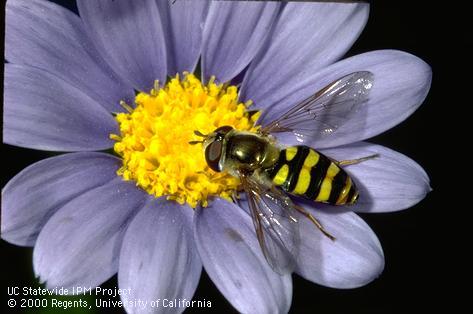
[220,130,280,175]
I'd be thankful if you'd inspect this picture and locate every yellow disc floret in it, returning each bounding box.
[111,73,259,208]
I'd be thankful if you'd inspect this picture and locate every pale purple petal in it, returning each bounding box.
[4,64,118,151]
[241,2,368,107]
[295,205,384,289]
[5,0,134,112]
[320,142,431,213]
[77,0,166,92]
[202,1,280,82]
[258,50,432,148]
[33,179,147,290]
[157,0,208,76]
[119,198,202,314]
[194,198,292,314]
[1,153,121,247]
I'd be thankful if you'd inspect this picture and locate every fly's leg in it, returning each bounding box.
[231,189,240,204]
[294,205,336,241]
[337,154,379,167]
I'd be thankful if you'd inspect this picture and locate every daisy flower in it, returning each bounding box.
[2,0,432,313]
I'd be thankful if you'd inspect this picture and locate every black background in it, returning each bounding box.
[1,1,461,313]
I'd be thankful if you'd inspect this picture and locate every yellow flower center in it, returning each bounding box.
[111,73,259,208]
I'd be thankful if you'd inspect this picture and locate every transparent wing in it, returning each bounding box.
[240,174,300,274]
[261,71,374,141]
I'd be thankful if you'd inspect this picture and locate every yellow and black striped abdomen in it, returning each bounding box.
[265,146,358,205]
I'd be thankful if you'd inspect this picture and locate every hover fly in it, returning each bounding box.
[192,71,376,274]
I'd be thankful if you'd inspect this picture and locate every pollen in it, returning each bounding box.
[112,73,259,208]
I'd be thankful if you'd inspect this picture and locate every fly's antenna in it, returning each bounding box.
[188,140,203,145]
[189,130,208,145]
[194,130,208,137]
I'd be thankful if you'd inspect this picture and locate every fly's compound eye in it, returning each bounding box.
[205,140,223,172]
[214,125,233,134]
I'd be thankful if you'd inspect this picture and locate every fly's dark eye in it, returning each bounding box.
[214,125,233,134]
[205,140,223,172]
